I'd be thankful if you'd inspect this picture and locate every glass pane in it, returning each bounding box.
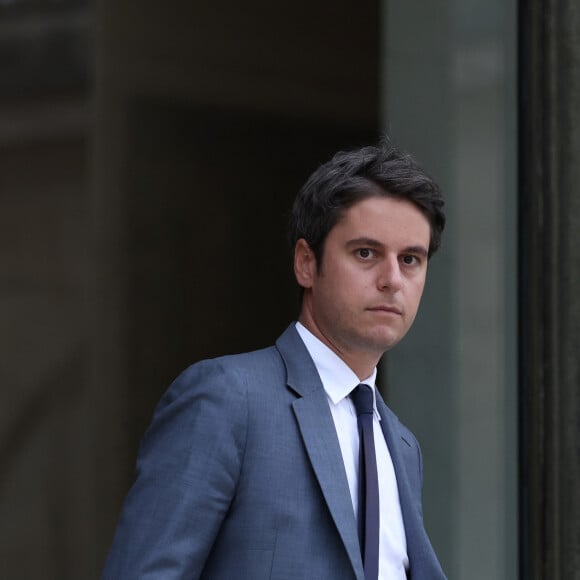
[380,1,517,578]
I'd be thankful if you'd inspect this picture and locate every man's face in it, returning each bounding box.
[295,195,431,370]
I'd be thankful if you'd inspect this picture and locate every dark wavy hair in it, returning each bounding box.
[289,140,445,269]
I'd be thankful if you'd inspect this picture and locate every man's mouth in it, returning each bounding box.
[366,305,402,315]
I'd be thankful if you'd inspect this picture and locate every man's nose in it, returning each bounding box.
[377,256,402,291]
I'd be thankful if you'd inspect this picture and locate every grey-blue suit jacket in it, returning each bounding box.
[102,324,446,579]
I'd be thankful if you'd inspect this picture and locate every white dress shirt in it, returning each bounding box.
[295,322,409,579]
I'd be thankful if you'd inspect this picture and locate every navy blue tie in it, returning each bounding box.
[351,384,380,580]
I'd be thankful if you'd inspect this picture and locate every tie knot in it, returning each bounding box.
[350,384,374,415]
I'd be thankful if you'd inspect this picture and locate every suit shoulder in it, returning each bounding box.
[162,344,284,403]
[216,345,286,380]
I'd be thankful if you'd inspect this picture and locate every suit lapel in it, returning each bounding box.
[292,394,364,579]
[375,392,442,578]
[276,326,364,580]
[375,394,420,529]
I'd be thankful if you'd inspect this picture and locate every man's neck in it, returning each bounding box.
[296,317,381,381]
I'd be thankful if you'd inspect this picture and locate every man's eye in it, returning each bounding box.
[357,248,373,259]
[402,255,417,265]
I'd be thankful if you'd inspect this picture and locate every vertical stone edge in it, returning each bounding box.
[518,0,580,577]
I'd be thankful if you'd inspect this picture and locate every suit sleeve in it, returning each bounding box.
[102,359,248,579]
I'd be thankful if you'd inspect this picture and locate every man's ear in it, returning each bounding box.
[294,239,317,289]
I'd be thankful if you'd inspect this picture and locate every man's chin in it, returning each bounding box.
[360,331,404,355]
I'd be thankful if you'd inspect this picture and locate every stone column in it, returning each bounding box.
[519,0,580,577]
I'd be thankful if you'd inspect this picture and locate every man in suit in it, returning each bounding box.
[102,142,447,579]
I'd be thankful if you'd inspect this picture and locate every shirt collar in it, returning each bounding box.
[295,321,378,406]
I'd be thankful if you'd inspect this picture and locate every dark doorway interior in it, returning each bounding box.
[123,100,378,454]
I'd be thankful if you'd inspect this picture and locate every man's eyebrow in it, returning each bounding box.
[346,238,429,257]
[345,237,384,248]
[404,245,429,257]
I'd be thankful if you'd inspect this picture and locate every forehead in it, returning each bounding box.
[332,196,431,244]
